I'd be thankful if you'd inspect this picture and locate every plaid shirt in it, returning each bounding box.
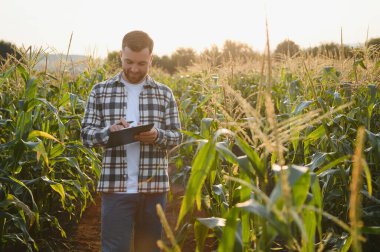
[81,73,182,193]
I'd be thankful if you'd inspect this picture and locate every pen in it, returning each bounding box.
[117,120,134,125]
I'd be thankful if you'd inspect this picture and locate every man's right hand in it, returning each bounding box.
[110,118,131,132]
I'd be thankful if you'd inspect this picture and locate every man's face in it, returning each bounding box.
[120,46,152,84]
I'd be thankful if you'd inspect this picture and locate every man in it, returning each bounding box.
[81,30,182,252]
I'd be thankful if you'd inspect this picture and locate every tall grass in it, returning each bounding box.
[349,127,366,252]
[1,38,379,251]
[0,48,103,251]
[158,41,380,251]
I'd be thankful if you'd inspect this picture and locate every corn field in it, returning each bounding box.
[1,44,380,251]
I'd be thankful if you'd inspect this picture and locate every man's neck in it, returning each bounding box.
[121,73,146,86]
[121,72,146,85]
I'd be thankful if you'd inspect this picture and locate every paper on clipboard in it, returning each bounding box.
[106,123,155,148]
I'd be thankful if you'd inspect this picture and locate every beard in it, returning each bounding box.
[123,69,147,84]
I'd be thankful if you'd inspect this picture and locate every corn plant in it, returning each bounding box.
[158,50,380,251]
[0,49,102,251]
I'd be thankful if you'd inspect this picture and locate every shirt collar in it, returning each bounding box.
[114,72,157,88]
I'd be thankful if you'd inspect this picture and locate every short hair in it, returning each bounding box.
[122,31,154,53]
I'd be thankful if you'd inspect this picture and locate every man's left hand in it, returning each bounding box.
[135,127,158,144]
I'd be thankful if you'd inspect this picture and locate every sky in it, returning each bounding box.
[1,0,379,58]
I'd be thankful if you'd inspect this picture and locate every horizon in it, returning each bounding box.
[1,0,379,58]
[17,39,367,59]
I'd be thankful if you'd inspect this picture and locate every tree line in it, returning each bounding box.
[106,38,380,74]
[0,40,21,63]
[105,40,260,74]
[1,37,380,74]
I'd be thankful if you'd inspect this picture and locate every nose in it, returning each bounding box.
[130,64,139,73]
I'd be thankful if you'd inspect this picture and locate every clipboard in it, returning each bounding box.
[106,123,155,148]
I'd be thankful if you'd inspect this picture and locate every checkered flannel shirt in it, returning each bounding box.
[81,73,182,193]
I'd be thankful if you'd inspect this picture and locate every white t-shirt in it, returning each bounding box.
[119,77,145,193]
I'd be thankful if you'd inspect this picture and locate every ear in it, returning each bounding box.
[119,50,123,60]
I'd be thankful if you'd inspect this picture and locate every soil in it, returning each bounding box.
[63,193,102,252]
[62,180,215,251]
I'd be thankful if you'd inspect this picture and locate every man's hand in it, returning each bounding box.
[110,118,132,132]
[135,127,158,144]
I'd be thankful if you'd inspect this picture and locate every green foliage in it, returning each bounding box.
[0,50,102,250]
[275,39,300,57]
[366,37,380,60]
[103,50,121,73]
[153,54,176,74]
[2,39,380,251]
[366,37,380,48]
[161,54,380,251]
[153,49,197,75]
[152,41,259,74]
[199,45,222,67]
[171,48,197,70]
[304,42,354,58]
[221,40,259,63]
[0,40,21,63]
